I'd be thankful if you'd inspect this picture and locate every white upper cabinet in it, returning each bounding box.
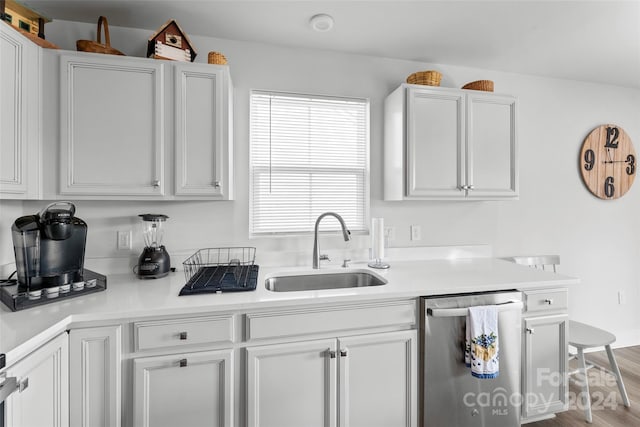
[384,84,518,200]
[174,63,233,199]
[405,87,465,198]
[59,54,166,196]
[41,49,234,200]
[465,91,518,198]
[0,22,41,199]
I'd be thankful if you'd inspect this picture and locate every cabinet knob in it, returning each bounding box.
[214,181,221,188]
[179,331,188,340]
[544,299,553,305]
[467,185,475,191]
[179,359,188,367]
[328,350,336,359]
[152,180,160,188]
[340,349,348,357]
[526,328,535,334]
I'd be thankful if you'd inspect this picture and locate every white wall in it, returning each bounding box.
[1,20,639,346]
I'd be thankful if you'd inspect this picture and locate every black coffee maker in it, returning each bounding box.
[12,201,87,291]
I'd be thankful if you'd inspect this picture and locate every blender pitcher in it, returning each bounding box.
[137,214,171,278]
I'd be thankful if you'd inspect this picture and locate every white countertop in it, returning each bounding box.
[0,257,578,367]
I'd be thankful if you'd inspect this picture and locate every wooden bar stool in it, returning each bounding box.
[503,255,631,423]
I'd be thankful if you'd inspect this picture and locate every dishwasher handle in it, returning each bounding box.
[427,300,523,318]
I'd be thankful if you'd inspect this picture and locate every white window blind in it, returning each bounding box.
[250,91,369,236]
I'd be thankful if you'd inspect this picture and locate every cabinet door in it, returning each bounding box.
[174,63,230,198]
[0,22,40,199]
[338,331,417,427]
[3,333,69,427]
[133,348,233,427]
[69,326,121,427]
[246,339,337,427]
[59,54,165,196]
[466,92,518,198]
[522,314,568,420]
[405,87,465,198]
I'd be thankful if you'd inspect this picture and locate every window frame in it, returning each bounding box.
[249,89,371,238]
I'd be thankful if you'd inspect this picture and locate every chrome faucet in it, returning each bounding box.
[312,212,351,269]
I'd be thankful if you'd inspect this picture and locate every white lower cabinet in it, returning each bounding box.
[3,332,69,427]
[246,330,417,427]
[69,325,122,427]
[521,289,569,422]
[132,348,233,427]
[337,332,418,427]
[246,338,336,427]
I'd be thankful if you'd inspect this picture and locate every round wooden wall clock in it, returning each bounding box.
[579,124,636,199]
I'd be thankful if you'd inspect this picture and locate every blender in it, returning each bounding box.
[137,214,171,279]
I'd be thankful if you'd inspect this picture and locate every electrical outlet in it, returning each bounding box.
[117,230,132,250]
[410,225,421,241]
[384,226,396,242]
[618,291,626,305]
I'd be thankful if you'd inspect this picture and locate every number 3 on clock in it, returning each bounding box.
[579,124,636,200]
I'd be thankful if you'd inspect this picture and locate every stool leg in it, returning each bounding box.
[605,345,630,407]
[577,348,593,423]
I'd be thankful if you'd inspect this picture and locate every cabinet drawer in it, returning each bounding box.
[134,315,234,351]
[523,288,568,313]
[246,300,416,341]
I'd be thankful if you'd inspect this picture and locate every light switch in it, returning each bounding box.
[117,230,132,250]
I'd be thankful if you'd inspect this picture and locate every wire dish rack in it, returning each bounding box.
[180,247,258,295]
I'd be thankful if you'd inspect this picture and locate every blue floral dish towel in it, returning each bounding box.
[465,305,499,379]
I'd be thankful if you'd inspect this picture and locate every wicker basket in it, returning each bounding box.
[406,70,442,86]
[461,80,494,92]
[76,16,125,56]
[208,51,228,65]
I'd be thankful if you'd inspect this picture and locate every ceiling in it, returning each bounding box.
[24,0,640,88]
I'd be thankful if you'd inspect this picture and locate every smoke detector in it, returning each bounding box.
[309,14,334,32]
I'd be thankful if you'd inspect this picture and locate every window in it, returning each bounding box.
[250,91,369,236]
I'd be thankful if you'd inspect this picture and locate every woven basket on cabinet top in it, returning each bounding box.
[461,80,494,92]
[406,70,442,86]
[208,51,228,65]
[76,16,125,56]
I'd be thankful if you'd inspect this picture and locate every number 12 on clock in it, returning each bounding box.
[580,124,636,200]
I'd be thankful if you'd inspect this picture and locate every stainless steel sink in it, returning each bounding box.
[265,269,387,292]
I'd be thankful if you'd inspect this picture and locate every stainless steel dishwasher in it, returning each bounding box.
[421,291,523,427]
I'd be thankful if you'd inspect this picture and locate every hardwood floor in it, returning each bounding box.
[528,346,640,427]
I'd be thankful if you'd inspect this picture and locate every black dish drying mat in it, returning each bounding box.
[179,265,259,295]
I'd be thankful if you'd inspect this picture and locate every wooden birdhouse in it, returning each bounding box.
[1,0,51,39]
[147,19,197,62]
